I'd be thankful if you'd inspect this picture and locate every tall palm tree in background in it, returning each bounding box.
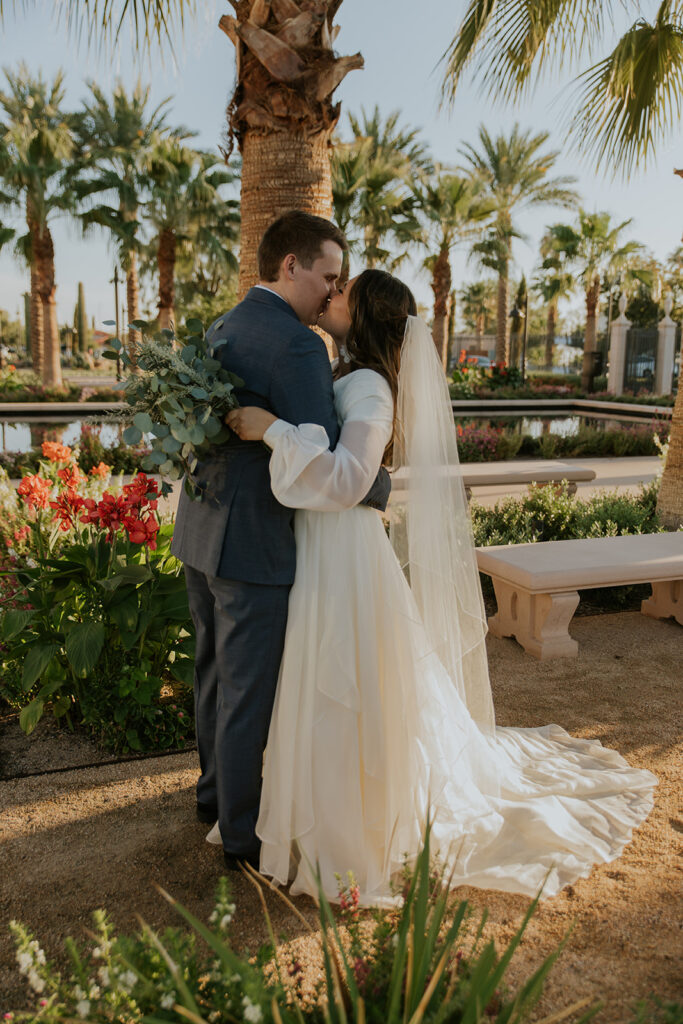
[0,66,74,386]
[535,243,576,370]
[74,81,172,355]
[459,279,496,339]
[442,0,683,529]
[145,136,239,329]
[332,108,430,269]
[543,211,643,391]
[417,170,494,368]
[469,217,518,364]
[460,125,577,365]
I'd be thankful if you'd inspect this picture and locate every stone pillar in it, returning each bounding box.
[655,296,677,396]
[607,294,631,395]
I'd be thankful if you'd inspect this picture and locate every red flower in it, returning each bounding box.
[41,441,72,463]
[17,475,52,511]
[50,489,85,531]
[57,465,84,489]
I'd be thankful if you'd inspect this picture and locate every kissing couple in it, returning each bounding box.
[171,210,655,906]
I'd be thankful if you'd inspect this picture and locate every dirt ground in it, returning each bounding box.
[1,610,681,1021]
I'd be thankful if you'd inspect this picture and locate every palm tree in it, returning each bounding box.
[145,136,240,329]
[217,1,366,296]
[417,170,494,368]
[73,81,173,356]
[459,279,497,339]
[332,108,430,270]
[535,242,576,370]
[443,2,683,181]
[543,211,643,391]
[0,65,74,387]
[460,125,577,365]
[442,1,683,526]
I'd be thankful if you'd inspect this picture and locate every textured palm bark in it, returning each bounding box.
[221,0,362,301]
[656,382,683,528]
[545,302,556,369]
[496,268,509,364]
[238,131,333,296]
[32,219,62,388]
[29,264,43,377]
[126,250,141,358]
[157,228,176,331]
[581,276,600,391]
[430,246,452,371]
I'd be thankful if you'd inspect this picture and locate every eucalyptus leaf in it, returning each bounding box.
[151,422,170,438]
[204,416,222,438]
[123,425,143,445]
[133,412,154,432]
[130,319,149,330]
[190,387,209,400]
[160,460,174,475]
[162,435,183,454]
[185,318,204,335]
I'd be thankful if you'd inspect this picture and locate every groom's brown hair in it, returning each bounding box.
[258,210,347,281]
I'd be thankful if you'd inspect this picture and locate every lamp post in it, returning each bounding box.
[111,266,122,382]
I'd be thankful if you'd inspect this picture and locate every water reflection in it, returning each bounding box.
[0,420,126,453]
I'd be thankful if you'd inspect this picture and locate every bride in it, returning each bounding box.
[223,268,656,905]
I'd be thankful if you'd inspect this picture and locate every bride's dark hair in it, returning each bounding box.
[345,268,417,465]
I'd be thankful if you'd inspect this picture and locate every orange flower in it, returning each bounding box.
[57,465,84,488]
[8,364,16,372]
[17,475,52,511]
[89,462,112,478]
[41,441,72,463]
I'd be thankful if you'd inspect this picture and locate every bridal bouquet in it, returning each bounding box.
[104,319,243,498]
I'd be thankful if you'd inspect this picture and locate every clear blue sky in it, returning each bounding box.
[1,0,683,330]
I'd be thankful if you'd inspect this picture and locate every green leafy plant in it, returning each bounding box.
[7,820,599,1023]
[104,318,243,497]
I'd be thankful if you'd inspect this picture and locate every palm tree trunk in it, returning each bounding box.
[430,246,452,371]
[581,277,600,391]
[496,266,509,364]
[545,302,556,369]
[29,264,43,377]
[656,382,683,528]
[157,228,176,331]
[237,130,333,299]
[32,219,62,388]
[126,250,141,358]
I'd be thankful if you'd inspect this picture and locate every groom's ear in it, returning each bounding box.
[281,253,298,281]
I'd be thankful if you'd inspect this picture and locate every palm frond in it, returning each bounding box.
[1,0,196,54]
[441,0,612,106]
[569,1,683,177]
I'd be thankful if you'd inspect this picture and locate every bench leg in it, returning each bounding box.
[641,581,683,626]
[487,579,580,659]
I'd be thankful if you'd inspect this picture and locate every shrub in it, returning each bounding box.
[0,450,194,753]
[7,820,597,1023]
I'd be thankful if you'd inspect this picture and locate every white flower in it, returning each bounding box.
[26,557,37,568]
[73,986,86,1001]
[391,933,399,948]
[119,970,137,992]
[35,949,46,966]
[27,970,45,994]
[231,973,241,983]
[160,993,175,1010]
[97,967,110,987]
[76,999,90,1019]
[220,913,233,929]
[242,996,263,1023]
[16,951,32,974]
[88,984,101,999]
[92,948,102,960]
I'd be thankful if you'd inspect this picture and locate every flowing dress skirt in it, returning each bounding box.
[246,506,656,904]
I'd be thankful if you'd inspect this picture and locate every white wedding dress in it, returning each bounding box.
[242,367,656,906]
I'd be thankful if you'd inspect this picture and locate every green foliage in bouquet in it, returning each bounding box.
[104,318,243,498]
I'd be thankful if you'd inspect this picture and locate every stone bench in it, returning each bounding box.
[476,533,683,660]
[392,460,596,499]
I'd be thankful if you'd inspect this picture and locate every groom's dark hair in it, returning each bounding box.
[258,210,347,281]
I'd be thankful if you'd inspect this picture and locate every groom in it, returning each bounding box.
[172,210,391,869]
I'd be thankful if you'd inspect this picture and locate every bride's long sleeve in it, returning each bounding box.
[262,374,394,512]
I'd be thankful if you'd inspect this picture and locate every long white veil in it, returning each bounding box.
[390,315,495,733]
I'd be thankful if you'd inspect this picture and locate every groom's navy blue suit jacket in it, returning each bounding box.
[171,287,390,585]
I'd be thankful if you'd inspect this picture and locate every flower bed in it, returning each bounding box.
[455,421,668,461]
[0,424,149,478]
[0,439,194,753]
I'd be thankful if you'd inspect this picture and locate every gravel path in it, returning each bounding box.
[1,610,681,1020]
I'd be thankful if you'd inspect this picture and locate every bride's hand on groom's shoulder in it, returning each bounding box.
[226,406,277,441]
